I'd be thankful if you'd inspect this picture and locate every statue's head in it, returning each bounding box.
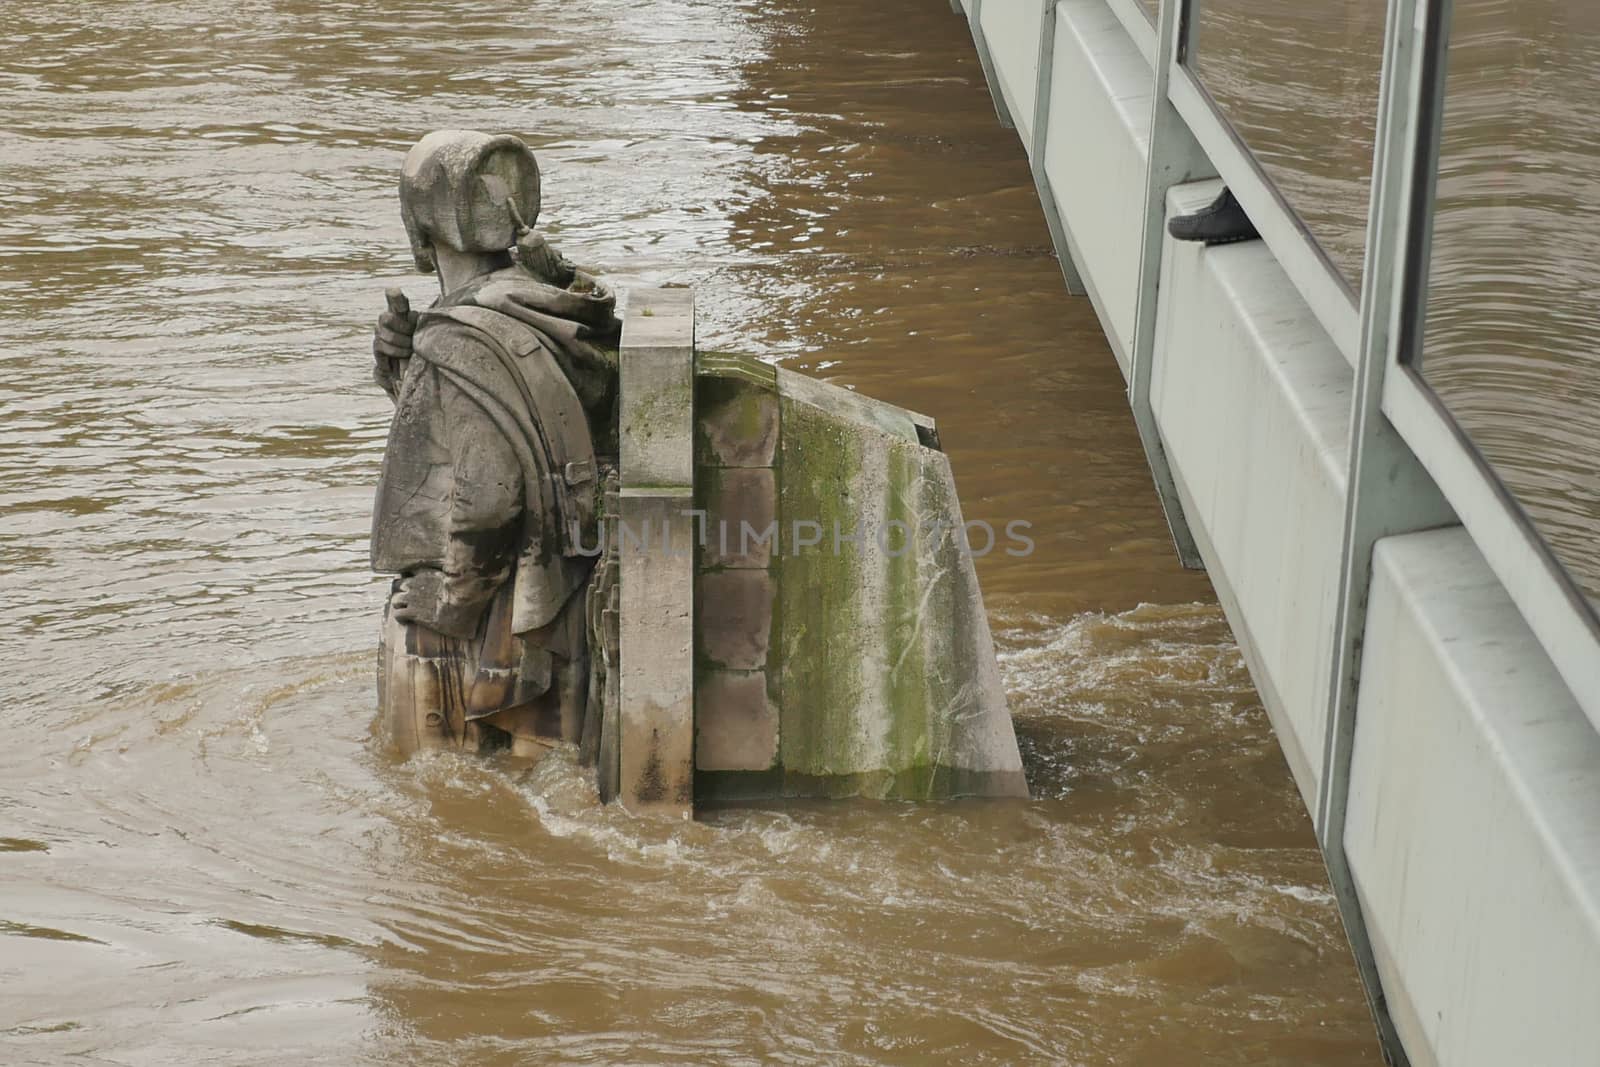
[399,130,541,273]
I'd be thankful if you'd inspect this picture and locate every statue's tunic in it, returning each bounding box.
[373,267,617,755]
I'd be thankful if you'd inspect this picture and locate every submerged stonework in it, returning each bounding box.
[691,353,1028,802]
[369,129,1025,814]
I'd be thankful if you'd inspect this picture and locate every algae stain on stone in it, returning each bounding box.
[692,352,1023,800]
[778,398,864,785]
[880,440,936,798]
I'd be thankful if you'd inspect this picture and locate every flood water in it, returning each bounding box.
[0,1,1381,1063]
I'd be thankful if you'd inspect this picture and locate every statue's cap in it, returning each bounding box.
[399,130,541,272]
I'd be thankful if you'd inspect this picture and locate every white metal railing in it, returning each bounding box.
[1165,68,1362,362]
[1384,366,1600,734]
[1158,0,1600,742]
[1103,0,1156,65]
[958,0,1600,1060]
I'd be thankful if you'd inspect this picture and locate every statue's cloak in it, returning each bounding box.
[371,268,618,636]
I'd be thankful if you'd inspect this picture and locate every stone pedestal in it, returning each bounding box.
[691,353,1027,802]
[617,287,696,817]
[610,290,1026,814]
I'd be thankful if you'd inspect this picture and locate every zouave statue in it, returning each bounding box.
[366,132,1027,809]
[370,130,618,760]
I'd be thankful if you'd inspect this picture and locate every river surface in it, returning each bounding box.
[0,1,1381,1063]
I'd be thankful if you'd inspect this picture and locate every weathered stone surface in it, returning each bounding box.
[688,352,1026,801]
[776,367,923,444]
[697,569,775,671]
[587,472,622,803]
[695,670,779,771]
[620,287,695,490]
[616,285,697,818]
[619,489,695,817]
[369,134,1025,812]
[371,130,614,764]
[774,374,1027,800]
[697,350,778,389]
[701,467,777,569]
[697,371,779,468]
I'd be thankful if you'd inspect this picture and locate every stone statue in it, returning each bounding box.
[369,131,1027,810]
[370,130,618,760]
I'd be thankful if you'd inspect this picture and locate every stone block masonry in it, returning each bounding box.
[692,352,1027,802]
[614,300,1025,811]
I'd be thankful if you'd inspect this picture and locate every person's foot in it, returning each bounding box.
[1167,187,1260,246]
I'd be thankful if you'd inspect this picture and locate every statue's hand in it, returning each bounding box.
[515,231,577,288]
[392,570,481,638]
[373,288,418,394]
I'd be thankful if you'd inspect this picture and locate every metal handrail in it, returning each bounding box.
[982,0,1600,734]
[1168,0,1600,734]
[958,0,1600,1059]
[1384,365,1600,734]
[1103,0,1157,65]
[1166,66,1362,363]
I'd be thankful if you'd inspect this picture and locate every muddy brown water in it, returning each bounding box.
[0,1,1383,1063]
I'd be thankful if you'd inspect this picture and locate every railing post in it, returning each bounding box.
[1125,0,1215,569]
[1028,0,1087,296]
[1317,0,1457,1061]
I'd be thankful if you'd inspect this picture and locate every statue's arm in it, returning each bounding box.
[395,374,524,638]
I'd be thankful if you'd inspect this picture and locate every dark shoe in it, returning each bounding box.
[1167,187,1260,245]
